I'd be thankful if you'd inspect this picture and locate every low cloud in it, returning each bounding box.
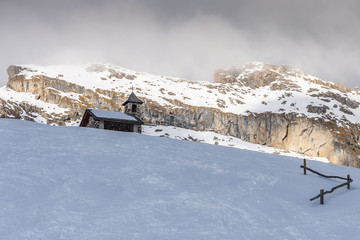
[0,0,359,87]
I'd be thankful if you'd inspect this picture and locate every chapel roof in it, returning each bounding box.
[122,92,144,106]
[79,108,143,127]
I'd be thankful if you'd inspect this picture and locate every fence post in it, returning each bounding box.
[303,159,306,175]
[347,174,351,190]
[320,189,324,204]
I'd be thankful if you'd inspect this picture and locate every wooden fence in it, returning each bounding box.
[300,159,353,204]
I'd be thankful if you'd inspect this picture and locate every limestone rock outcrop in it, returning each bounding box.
[1,63,360,167]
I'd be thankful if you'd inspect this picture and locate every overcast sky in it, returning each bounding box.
[0,0,359,87]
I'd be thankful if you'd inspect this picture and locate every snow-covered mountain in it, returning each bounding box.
[0,63,360,166]
[0,118,359,239]
[3,62,359,121]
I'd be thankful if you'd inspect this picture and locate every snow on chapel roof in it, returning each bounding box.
[89,109,138,121]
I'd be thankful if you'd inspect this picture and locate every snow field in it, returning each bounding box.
[0,119,359,239]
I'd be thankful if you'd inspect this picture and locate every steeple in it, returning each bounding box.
[122,91,143,118]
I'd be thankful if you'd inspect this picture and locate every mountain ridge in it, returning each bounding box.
[1,62,360,166]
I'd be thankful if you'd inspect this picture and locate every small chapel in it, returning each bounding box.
[79,92,144,133]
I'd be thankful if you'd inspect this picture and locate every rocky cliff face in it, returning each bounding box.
[1,63,360,167]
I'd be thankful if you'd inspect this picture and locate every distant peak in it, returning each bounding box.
[214,62,351,93]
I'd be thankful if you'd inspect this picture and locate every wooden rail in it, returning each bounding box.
[300,159,353,204]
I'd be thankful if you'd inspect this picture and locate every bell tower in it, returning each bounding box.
[122,91,143,118]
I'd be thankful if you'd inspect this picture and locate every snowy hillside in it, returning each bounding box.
[1,119,359,239]
[142,125,329,163]
[0,87,70,124]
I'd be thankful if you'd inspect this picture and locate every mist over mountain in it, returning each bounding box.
[1,0,359,87]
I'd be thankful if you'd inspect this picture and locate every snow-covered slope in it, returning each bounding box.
[143,125,329,163]
[0,87,71,122]
[0,118,359,239]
